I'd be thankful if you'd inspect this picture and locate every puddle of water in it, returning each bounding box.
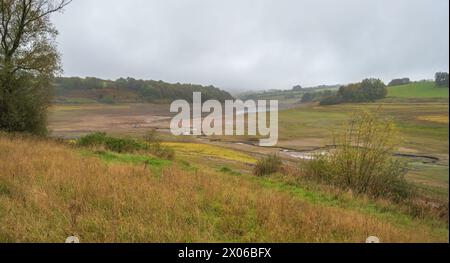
[285,152,316,160]
[230,141,443,165]
[283,150,328,160]
[284,150,442,164]
[236,108,279,116]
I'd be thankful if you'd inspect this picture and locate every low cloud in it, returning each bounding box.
[52,0,449,90]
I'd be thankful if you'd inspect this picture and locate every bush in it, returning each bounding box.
[104,136,145,153]
[143,129,160,143]
[254,154,282,176]
[301,90,336,103]
[319,78,387,105]
[78,132,175,160]
[143,129,175,160]
[319,95,344,105]
[389,78,410,86]
[98,95,115,104]
[78,133,147,153]
[435,72,449,87]
[301,93,314,103]
[77,132,108,147]
[359,78,387,101]
[303,111,411,201]
[150,142,175,160]
[0,74,51,136]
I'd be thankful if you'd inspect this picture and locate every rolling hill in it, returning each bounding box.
[388,81,449,99]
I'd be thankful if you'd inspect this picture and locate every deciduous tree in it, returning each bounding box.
[435,72,449,87]
[0,0,70,135]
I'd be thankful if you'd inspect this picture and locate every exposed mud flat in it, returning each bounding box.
[48,103,172,138]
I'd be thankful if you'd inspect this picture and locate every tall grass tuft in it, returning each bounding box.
[303,110,411,201]
[254,154,282,177]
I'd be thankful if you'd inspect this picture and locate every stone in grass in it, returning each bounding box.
[366,236,381,243]
[65,236,80,243]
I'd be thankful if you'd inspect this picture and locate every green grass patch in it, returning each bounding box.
[388,82,449,99]
[98,151,170,166]
[407,163,449,198]
[81,150,172,173]
[0,181,11,197]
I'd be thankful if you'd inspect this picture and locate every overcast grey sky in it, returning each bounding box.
[52,0,449,91]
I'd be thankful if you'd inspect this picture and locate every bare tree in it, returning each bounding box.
[0,0,70,134]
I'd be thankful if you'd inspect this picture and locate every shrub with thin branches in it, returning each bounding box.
[303,110,411,201]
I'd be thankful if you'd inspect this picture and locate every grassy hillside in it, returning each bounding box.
[0,134,448,242]
[388,81,449,99]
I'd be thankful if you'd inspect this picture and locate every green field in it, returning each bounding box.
[388,82,449,99]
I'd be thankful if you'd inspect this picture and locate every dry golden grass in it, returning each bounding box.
[417,115,449,124]
[0,134,447,243]
[163,142,257,164]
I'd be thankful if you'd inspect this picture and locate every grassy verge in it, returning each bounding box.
[215,165,448,233]
[0,134,448,242]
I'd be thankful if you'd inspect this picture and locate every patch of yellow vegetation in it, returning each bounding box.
[163,142,257,164]
[417,115,449,124]
[67,139,77,145]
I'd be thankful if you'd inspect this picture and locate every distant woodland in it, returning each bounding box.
[54,77,234,104]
